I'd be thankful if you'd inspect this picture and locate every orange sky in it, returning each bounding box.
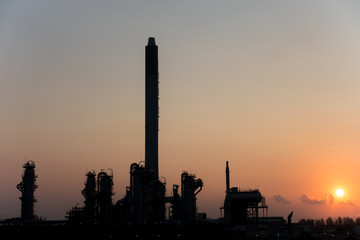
[1,1,360,221]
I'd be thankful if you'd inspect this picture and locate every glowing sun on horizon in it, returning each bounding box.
[336,189,345,197]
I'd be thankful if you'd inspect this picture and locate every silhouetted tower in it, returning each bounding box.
[145,178,166,223]
[81,171,97,224]
[97,169,114,224]
[127,38,165,224]
[129,163,146,224]
[181,172,203,222]
[145,37,159,179]
[17,161,38,222]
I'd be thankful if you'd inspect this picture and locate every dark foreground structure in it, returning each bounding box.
[0,222,229,240]
[223,161,268,228]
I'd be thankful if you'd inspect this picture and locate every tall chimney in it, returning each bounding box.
[145,37,159,179]
[226,161,230,193]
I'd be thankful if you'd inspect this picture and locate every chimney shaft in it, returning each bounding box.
[226,161,230,193]
[145,37,159,179]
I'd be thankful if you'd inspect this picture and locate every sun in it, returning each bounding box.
[336,189,344,197]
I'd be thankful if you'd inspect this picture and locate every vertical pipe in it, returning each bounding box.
[226,161,230,193]
[145,37,159,179]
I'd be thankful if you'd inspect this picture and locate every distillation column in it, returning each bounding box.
[97,170,114,224]
[81,171,97,224]
[181,172,203,222]
[17,161,38,222]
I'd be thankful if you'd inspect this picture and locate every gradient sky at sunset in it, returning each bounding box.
[1,1,360,221]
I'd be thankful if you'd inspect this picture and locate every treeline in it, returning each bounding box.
[298,217,360,227]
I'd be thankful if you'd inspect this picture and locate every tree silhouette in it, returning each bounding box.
[343,217,355,226]
[326,217,334,226]
[314,218,324,227]
[335,216,343,226]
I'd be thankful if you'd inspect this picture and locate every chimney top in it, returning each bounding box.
[148,37,156,46]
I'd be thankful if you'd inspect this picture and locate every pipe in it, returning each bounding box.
[129,163,138,201]
[194,179,203,195]
[226,161,230,193]
[181,172,188,197]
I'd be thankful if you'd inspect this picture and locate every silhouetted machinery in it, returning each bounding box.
[68,165,203,225]
[223,161,267,228]
[97,169,114,224]
[17,160,38,222]
[127,162,165,224]
[115,169,203,224]
[67,169,114,224]
[119,37,202,224]
[167,172,203,222]
[67,38,204,225]
[81,171,96,224]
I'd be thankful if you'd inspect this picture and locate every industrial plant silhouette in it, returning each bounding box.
[1,38,312,239]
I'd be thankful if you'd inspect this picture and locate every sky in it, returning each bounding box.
[1,0,360,221]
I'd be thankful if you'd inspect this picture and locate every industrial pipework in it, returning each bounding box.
[223,161,267,228]
[167,172,203,222]
[81,171,97,224]
[67,38,204,225]
[129,162,146,224]
[181,172,203,222]
[17,160,38,222]
[97,169,114,224]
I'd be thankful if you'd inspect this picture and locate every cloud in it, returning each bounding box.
[300,193,356,207]
[328,194,354,206]
[328,194,335,204]
[273,194,291,204]
[339,200,354,206]
[300,194,326,205]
